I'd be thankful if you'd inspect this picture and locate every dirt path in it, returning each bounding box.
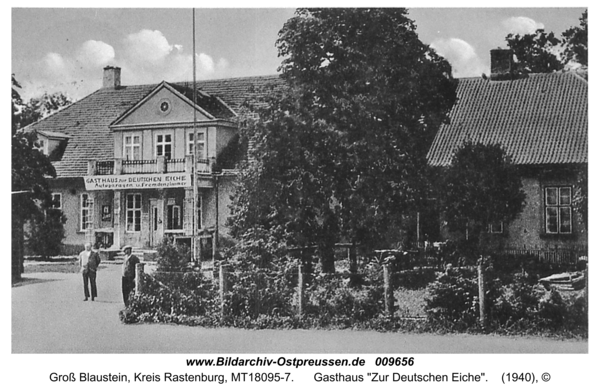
[12,264,587,354]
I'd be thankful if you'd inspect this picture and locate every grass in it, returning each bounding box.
[24,261,81,274]
[395,288,427,318]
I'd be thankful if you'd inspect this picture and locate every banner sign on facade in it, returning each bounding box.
[84,173,192,190]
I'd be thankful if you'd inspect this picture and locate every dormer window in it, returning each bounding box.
[35,131,69,161]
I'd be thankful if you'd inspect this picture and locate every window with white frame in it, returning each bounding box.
[155,133,172,160]
[124,135,141,160]
[545,186,572,234]
[187,130,206,160]
[126,193,142,232]
[50,193,62,209]
[80,193,92,231]
[167,205,182,230]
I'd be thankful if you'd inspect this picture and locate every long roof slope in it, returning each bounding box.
[26,75,283,178]
[427,71,588,167]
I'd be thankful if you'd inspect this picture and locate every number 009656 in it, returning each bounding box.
[375,357,414,366]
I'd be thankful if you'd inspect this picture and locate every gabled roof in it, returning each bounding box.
[175,75,284,112]
[169,82,237,119]
[427,71,588,167]
[26,75,284,178]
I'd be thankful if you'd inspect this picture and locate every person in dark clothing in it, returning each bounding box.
[121,245,140,306]
[79,243,101,301]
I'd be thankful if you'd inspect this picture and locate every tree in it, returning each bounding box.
[505,29,562,74]
[12,76,63,280]
[439,142,526,257]
[18,91,73,128]
[505,10,587,73]
[562,10,587,67]
[229,8,457,272]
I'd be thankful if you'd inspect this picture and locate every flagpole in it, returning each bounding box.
[192,8,199,265]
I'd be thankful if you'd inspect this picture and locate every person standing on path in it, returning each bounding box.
[121,245,140,306]
[79,243,101,301]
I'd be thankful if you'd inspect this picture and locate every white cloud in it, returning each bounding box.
[43,53,68,76]
[502,17,545,35]
[77,40,115,67]
[431,38,486,78]
[217,58,229,69]
[197,53,215,75]
[123,29,173,64]
[21,29,230,101]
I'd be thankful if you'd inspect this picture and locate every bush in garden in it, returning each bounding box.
[156,237,192,272]
[26,209,66,258]
[223,258,298,322]
[563,293,587,336]
[424,269,479,330]
[489,273,541,330]
[121,246,586,337]
[536,289,567,329]
[120,271,219,324]
[303,273,384,328]
[487,273,587,335]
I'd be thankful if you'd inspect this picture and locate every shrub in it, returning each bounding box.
[537,290,567,329]
[121,249,587,338]
[563,293,588,336]
[303,273,384,327]
[121,271,218,323]
[156,237,192,272]
[424,269,479,330]
[224,259,298,321]
[490,273,541,330]
[26,209,66,258]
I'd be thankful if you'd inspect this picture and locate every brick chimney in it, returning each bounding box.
[490,49,514,80]
[102,66,121,89]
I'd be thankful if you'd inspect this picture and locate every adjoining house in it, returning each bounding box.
[427,49,587,260]
[25,66,282,257]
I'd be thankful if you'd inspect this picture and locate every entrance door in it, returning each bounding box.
[149,199,163,247]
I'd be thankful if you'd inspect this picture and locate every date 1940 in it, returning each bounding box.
[502,372,549,384]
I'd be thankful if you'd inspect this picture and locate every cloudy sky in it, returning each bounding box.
[11,6,587,101]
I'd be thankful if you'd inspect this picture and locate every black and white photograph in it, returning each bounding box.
[7,3,594,390]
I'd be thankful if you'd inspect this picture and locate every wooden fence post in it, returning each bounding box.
[348,242,359,286]
[219,262,228,319]
[298,262,304,318]
[383,263,394,317]
[135,263,145,295]
[477,263,486,328]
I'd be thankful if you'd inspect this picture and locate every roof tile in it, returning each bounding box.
[427,72,588,167]
[28,75,284,178]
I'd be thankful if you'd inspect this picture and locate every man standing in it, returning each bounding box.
[79,243,101,301]
[121,245,140,306]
